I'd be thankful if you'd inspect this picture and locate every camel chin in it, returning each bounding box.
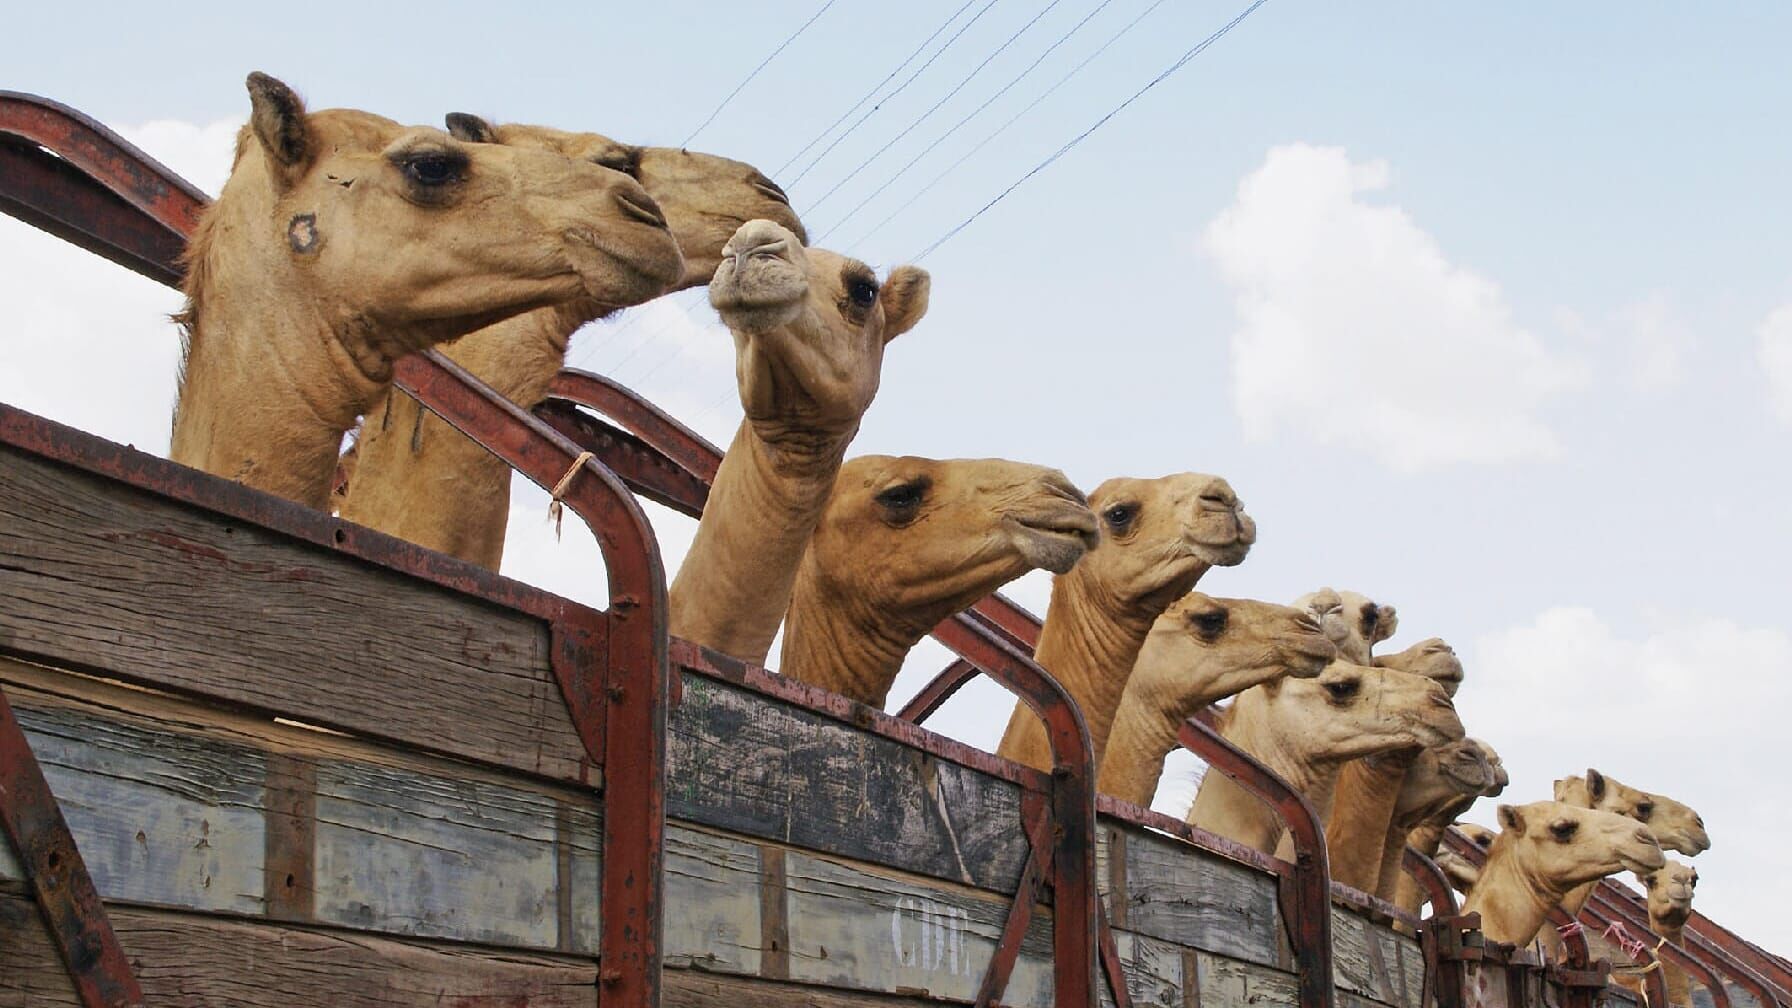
[1008,518,1099,575]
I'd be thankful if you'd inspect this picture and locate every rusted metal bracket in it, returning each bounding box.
[0,687,143,1007]
[1402,845,1458,917]
[1177,717,1335,1008]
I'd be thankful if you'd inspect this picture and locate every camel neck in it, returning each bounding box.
[668,420,851,663]
[1183,692,1344,854]
[1464,838,1565,946]
[1328,751,1418,892]
[1099,685,1186,806]
[1036,573,1156,748]
[778,567,915,707]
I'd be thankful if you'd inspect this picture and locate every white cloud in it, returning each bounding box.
[1203,144,1583,471]
[1758,303,1792,424]
[0,117,238,453]
[1457,607,1792,954]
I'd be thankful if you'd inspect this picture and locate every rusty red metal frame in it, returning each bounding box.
[1403,846,1459,917]
[1177,717,1336,1008]
[1585,889,1732,1008]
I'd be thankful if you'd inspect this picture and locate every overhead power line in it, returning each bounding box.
[813,0,1117,244]
[775,0,980,178]
[785,0,1003,188]
[681,0,839,148]
[839,0,1177,252]
[911,0,1269,262]
[803,0,1066,214]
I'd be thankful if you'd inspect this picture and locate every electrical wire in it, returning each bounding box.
[785,0,1003,187]
[839,0,1175,252]
[812,0,1116,243]
[681,0,840,148]
[910,0,1268,261]
[775,0,979,177]
[802,0,1065,214]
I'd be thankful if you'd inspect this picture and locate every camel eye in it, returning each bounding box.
[848,278,878,306]
[1323,679,1360,702]
[1634,802,1653,821]
[875,482,925,515]
[403,153,464,187]
[1198,492,1233,509]
[1190,609,1228,637]
[1103,503,1138,529]
[1550,821,1579,842]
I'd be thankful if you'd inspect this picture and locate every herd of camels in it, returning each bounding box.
[163,73,1713,1003]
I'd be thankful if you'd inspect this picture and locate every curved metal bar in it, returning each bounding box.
[548,368,723,482]
[1403,846,1459,916]
[895,656,980,725]
[393,349,668,1008]
[1604,885,1792,1007]
[1178,717,1334,1008]
[1589,889,1781,1008]
[1682,913,1792,999]
[1587,890,1732,1008]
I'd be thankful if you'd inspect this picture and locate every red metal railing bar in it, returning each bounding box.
[1178,716,1336,1008]
[1586,889,1733,1008]
[548,370,722,483]
[1402,846,1459,917]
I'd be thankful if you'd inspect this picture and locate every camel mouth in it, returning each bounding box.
[1187,535,1252,568]
[1619,844,1667,874]
[1010,513,1099,575]
[708,239,807,328]
[1664,831,1711,856]
[1283,636,1337,676]
[565,226,684,303]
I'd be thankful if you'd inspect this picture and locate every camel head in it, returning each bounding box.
[1469,739,1510,797]
[191,74,683,358]
[1293,588,1396,664]
[1401,740,1494,813]
[444,114,805,291]
[709,220,928,444]
[1637,859,1698,929]
[1555,770,1710,856]
[800,454,1098,631]
[1251,661,1464,761]
[1490,801,1666,893]
[1070,474,1255,614]
[1375,637,1465,698]
[1458,821,1498,851]
[1128,594,1337,717]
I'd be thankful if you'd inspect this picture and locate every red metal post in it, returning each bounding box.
[1402,846,1459,917]
[1177,717,1335,1008]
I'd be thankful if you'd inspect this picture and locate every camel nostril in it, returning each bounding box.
[614,189,667,229]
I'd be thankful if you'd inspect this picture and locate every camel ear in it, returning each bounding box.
[246,72,312,185]
[878,266,930,343]
[445,113,500,144]
[1373,604,1399,643]
[1585,768,1606,803]
[1497,804,1524,833]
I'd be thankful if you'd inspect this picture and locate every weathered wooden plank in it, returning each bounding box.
[669,673,1029,893]
[783,850,1055,1007]
[0,888,598,1007]
[1195,950,1300,1008]
[662,828,762,974]
[0,445,580,782]
[1107,821,1281,968]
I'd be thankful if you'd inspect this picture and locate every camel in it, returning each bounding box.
[1097,594,1338,805]
[1183,662,1464,856]
[337,116,805,566]
[994,475,1257,771]
[777,455,1098,707]
[1462,801,1664,946]
[1366,739,1492,901]
[1394,744,1507,911]
[666,221,929,663]
[170,74,682,509]
[1541,769,1709,960]
[1295,588,1397,665]
[1325,631,1467,891]
[1611,860,1699,1006]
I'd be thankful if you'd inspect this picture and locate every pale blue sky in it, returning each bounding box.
[7,1,1791,952]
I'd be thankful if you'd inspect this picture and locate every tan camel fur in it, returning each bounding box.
[666,221,929,663]
[171,74,682,509]
[338,116,805,566]
[778,455,1097,706]
[1295,588,1397,665]
[1183,662,1464,856]
[1098,595,1338,805]
[1542,769,1709,960]
[1394,745,1508,912]
[995,475,1256,771]
[1462,801,1664,946]
[1326,631,1467,891]
[1367,740,1492,901]
[1611,860,1699,1006]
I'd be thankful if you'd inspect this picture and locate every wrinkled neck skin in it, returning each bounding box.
[173,189,403,510]
[1184,695,1350,855]
[996,562,1208,772]
[1464,838,1567,946]
[1390,800,1476,914]
[778,561,921,707]
[669,419,854,663]
[1327,750,1420,892]
[338,301,602,566]
[1100,682,1194,806]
